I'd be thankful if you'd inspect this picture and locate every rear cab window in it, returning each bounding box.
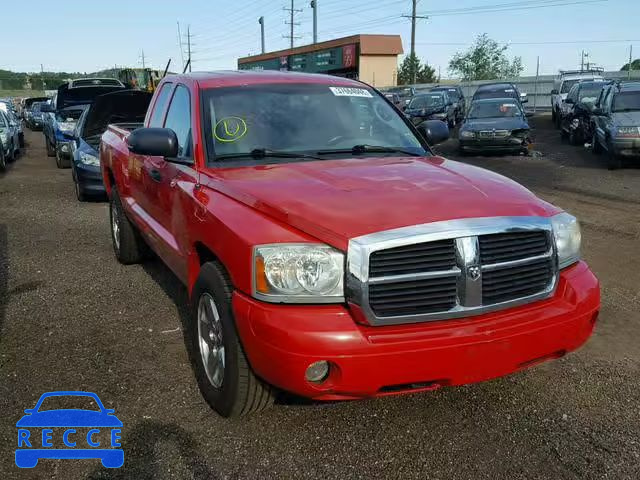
[163,85,193,161]
[147,83,173,128]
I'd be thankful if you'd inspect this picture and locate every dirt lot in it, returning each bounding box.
[1,116,639,480]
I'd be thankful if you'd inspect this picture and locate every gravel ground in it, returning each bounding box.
[1,116,639,480]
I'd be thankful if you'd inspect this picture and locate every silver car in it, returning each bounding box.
[0,109,20,162]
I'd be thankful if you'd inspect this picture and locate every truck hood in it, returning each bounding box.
[461,117,529,132]
[205,157,559,250]
[611,110,640,126]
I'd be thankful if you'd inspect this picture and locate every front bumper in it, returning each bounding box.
[74,162,105,195]
[459,136,528,153]
[611,137,640,157]
[233,261,599,400]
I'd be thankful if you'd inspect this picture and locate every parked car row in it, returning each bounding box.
[21,77,152,199]
[552,72,640,169]
[0,98,26,172]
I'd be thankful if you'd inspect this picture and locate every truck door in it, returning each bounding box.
[141,84,197,281]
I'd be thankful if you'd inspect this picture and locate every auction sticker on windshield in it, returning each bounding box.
[329,87,373,98]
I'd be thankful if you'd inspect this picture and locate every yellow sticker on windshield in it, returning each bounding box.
[214,117,248,143]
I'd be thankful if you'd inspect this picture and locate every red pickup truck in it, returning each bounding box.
[101,71,600,417]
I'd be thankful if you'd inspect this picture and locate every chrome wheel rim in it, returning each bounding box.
[111,204,120,252]
[197,293,225,388]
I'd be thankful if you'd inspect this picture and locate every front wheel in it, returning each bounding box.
[46,137,56,157]
[592,131,603,154]
[0,146,6,172]
[189,262,275,417]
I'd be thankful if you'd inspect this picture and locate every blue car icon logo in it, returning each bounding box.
[16,391,123,468]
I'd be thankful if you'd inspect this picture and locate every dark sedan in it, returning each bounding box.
[404,91,457,128]
[70,90,152,201]
[458,98,530,155]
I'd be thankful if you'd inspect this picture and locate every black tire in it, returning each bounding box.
[190,262,275,417]
[109,189,147,264]
[0,145,6,172]
[46,137,56,157]
[7,142,15,162]
[606,147,622,170]
[592,131,603,154]
[74,179,87,202]
[55,149,70,169]
[569,128,580,146]
[551,109,556,124]
[19,133,25,148]
[560,126,568,140]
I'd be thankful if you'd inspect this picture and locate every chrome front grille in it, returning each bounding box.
[347,217,559,326]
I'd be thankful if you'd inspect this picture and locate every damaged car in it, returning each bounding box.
[404,91,457,128]
[559,80,608,145]
[458,98,530,155]
[70,90,152,201]
[42,79,125,168]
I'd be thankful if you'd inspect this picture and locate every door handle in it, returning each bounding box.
[148,168,162,182]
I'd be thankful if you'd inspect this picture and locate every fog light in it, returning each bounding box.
[305,361,330,383]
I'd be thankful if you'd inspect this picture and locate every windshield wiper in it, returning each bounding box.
[217,148,323,161]
[317,145,423,157]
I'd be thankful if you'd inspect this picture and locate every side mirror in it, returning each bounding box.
[551,89,559,95]
[127,127,179,157]
[417,120,450,145]
[40,104,54,113]
[520,93,528,103]
[592,107,603,116]
[23,409,34,414]
[564,98,574,105]
[105,408,116,415]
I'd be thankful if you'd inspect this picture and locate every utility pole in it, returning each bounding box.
[284,1,302,49]
[311,0,318,44]
[401,0,429,84]
[141,49,146,69]
[581,50,586,71]
[177,22,185,70]
[41,64,46,93]
[259,17,265,53]
[629,44,633,80]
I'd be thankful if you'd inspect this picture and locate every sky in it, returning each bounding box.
[3,0,639,77]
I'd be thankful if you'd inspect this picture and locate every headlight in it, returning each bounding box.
[460,130,475,139]
[614,126,640,138]
[0,132,8,144]
[551,212,581,269]
[58,122,75,133]
[79,151,100,166]
[254,244,344,302]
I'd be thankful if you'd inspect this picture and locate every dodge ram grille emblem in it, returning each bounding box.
[468,265,481,281]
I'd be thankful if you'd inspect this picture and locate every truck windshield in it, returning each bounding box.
[203,83,427,161]
[612,92,640,112]
[561,79,580,94]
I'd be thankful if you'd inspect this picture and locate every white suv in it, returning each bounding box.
[551,71,604,127]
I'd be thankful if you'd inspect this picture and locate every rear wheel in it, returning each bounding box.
[55,149,70,168]
[19,133,25,148]
[74,179,87,202]
[569,128,580,146]
[109,189,147,264]
[0,145,6,172]
[189,262,275,417]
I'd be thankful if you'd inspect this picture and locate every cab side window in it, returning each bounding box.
[148,83,173,128]
[164,85,193,160]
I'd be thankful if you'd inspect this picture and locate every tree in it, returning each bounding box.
[621,59,640,71]
[448,34,524,81]
[397,53,436,85]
